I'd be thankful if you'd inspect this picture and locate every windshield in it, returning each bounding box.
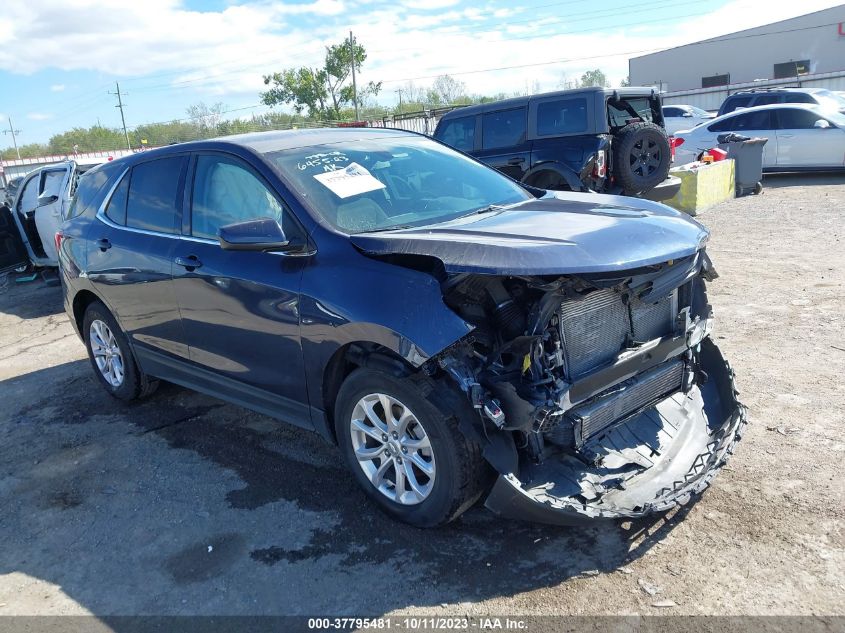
[265,135,532,234]
[815,90,845,112]
[688,106,711,117]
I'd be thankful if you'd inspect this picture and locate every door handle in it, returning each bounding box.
[779,134,794,139]
[175,255,203,270]
[96,238,111,252]
[507,157,526,165]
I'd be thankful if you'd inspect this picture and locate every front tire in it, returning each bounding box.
[335,368,489,528]
[83,301,158,400]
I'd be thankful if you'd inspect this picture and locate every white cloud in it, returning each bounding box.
[49,84,65,92]
[0,0,842,118]
[27,112,52,120]
[402,0,460,10]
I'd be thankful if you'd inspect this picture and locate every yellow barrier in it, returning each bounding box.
[664,159,735,216]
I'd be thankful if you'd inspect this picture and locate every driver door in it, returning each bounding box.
[171,151,312,426]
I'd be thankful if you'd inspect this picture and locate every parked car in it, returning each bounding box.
[56,129,744,527]
[433,87,681,201]
[0,160,105,274]
[717,87,845,117]
[662,104,715,135]
[673,103,845,170]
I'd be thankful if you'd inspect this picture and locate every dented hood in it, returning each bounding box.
[350,192,709,275]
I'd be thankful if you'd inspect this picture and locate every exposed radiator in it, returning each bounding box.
[559,288,676,379]
[570,360,684,445]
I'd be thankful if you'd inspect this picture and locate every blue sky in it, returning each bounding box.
[0,0,842,146]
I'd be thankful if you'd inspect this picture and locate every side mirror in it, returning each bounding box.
[36,193,59,207]
[682,112,694,118]
[218,217,290,251]
[814,119,831,129]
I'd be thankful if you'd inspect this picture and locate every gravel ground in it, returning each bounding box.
[0,173,842,618]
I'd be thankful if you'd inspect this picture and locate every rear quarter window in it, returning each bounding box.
[126,156,186,234]
[607,96,658,128]
[65,165,117,220]
[537,98,588,135]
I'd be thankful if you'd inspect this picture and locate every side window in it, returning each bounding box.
[482,107,527,149]
[105,174,129,225]
[40,170,65,199]
[436,116,475,152]
[17,176,39,212]
[663,107,683,117]
[722,95,752,114]
[786,93,816,104]
[711,111,772,132]
[752,95,782,107]
[190,155,285,240]
[126,156,186,234]
[776,108,827,130]
[537,98,588,135]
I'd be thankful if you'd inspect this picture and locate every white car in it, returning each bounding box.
[662,104,715,136]
[672,103,845,171]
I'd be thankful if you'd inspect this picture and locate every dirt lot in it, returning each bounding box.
[0,174,843,618]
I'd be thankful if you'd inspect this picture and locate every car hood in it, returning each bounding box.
[350,192,709,275]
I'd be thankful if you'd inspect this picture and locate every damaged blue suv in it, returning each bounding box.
[58,128,745,527]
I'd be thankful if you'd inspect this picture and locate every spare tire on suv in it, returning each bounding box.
[611,122,671,194]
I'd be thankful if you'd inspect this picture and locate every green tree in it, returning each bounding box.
[580,69,610,88]
[620,76,631,87]
[261,39,381,120]
[430,74,466,105]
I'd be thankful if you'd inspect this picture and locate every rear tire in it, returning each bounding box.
[335,368,489,527]
[83,301,158,400]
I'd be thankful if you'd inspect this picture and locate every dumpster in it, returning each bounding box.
[717,134,768,196]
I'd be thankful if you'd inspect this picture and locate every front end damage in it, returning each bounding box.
[426,249,746,524]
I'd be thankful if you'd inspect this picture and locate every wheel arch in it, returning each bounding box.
[521,162,585,191]
[321,341,417,444]
[72,289,103,338]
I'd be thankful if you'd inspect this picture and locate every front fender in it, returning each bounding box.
[299,246,473,411]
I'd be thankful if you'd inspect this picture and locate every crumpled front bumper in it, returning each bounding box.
[484,337,746,525]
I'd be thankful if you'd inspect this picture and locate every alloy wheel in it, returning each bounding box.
[89,319,125,387]
[349,392,436,505]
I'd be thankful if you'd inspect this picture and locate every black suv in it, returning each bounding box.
[433,87,680,201]
[717,87,845,117]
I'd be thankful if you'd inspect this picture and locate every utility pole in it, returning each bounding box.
[4,118,21,160]
[110,82,131,150]
[348,31,359,121]
[395,89,403,109]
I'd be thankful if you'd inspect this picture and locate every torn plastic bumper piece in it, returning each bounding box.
[483,337,746,525]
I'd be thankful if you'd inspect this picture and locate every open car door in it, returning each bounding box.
[0,204,29,275]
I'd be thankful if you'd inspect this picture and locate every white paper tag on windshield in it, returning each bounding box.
[313,162,386,199]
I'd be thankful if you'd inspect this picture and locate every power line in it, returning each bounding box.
[3,118,21,159]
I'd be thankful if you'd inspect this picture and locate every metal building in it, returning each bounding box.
[629,6,845,110]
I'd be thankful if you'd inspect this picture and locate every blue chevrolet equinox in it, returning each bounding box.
[58,128,745,527]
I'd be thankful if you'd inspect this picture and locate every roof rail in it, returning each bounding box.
[733,85,803,93]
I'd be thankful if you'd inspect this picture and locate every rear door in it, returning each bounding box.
[476,107,530,179]
[773,108,845,168]
[87,156,189,360]
[0,205,28,274]
[708,110,777,167]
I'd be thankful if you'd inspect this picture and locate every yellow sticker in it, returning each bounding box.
[522,353,531,374]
